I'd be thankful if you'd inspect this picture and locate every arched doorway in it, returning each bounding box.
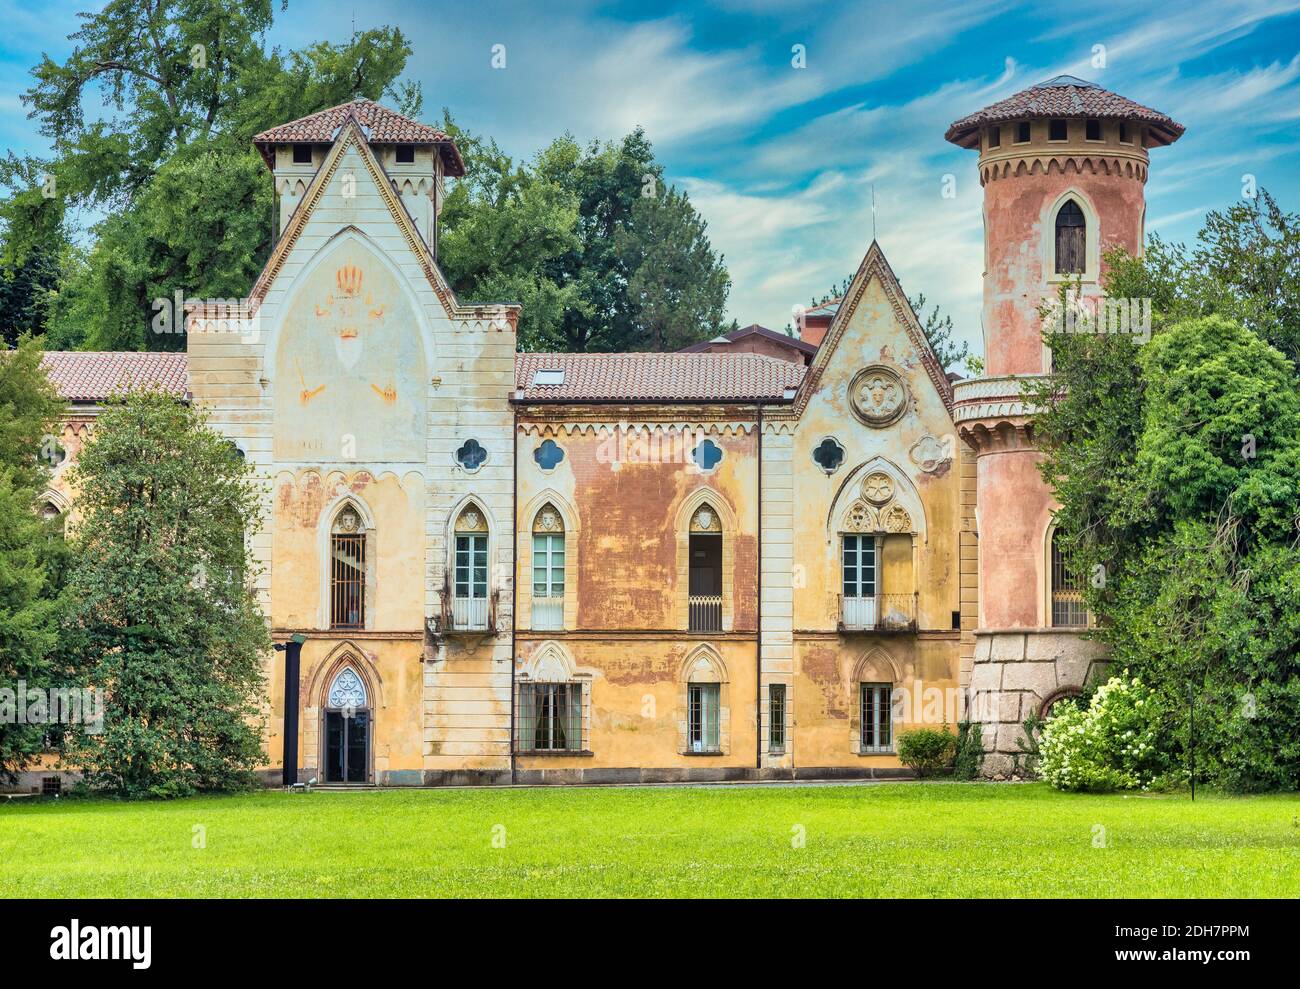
[323,666,370,783]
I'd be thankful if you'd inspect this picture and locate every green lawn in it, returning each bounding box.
[2,782,1297,897]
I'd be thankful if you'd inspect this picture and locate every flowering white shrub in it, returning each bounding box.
[1038,674,1169,792]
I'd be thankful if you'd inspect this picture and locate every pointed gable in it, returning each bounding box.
[786,241,953,420]
[190,116,517,333]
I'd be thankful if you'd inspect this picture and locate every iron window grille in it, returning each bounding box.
[769,684,786,754]
[1051,532,1088,627]
[330,533,366,629]
[517,683,582,752]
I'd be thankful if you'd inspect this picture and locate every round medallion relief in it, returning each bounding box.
[861,472,894,505]
[849,365,908,427]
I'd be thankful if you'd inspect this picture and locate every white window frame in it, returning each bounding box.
[860,683,893,753]
[688,682,721,753]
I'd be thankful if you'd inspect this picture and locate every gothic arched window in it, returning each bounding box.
[1054,200,1086,275]
[330,504,366,629]
[327,666,368,711]
[531,504,565,630]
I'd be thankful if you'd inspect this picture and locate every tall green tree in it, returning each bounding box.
[1027,192,1300,790]
[2,0,422,349]
[440,120,731,352]
[63,392,269,797]
[0,336,70,782]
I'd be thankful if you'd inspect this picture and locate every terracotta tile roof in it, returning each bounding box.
[252,98,465,175]
[945,76,1184,148]
[514,352,804,403]
[678,323,818,356]
[40,352,189,403]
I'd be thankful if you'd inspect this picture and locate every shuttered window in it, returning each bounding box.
[1055,200,1086,274]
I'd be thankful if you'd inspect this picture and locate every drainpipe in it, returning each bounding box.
[510,404,518,785]
[756,403,764,774]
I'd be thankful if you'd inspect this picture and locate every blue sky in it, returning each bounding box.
[3,0,1299,358]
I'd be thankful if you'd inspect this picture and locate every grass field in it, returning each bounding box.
[2,782,1297,897]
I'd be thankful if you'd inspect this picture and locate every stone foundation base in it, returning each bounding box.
[969,628,1108,777]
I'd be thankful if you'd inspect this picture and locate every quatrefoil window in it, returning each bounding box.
[455,439,488,471]
[691,439,723,471]
[534,439,565,471]
[812,437,845,473]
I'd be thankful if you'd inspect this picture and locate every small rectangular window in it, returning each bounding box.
[292,143,312,164]
[860,683,893,752]
[1085,119,1101,141]
[1119,121,1130,144]
[395,145,415,164]
[769,685,786,754]
[987,126,1000,149]
[1048,119,1068,141]
[1015,121,1031,143]
[688,683,720,752]
[41,776,62,797]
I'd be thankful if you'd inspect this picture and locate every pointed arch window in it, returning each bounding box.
[531,504,565,631]
[683,648,726,754]
[688,504,722,632]
[327,666,368,711]
[1054,200,1086,275]
[324,665,370,784]
[330,505,366,629]
[453,505,490,630]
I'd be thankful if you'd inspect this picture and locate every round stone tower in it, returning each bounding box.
[945,76,1184,775]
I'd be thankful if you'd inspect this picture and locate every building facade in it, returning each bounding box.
[28,78,1182,788]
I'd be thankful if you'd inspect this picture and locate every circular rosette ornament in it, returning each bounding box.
[849,365,908,427]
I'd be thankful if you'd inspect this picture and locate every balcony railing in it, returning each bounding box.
[531,595,564,631]
[451,595,489,631]
[840,592,917,632]
[689,595,723,632]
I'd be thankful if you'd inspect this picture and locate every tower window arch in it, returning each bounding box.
[1054,199,1086,275]
[1049,529,1088,627]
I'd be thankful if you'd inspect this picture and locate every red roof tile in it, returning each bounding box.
[514,352,804,403]
[41,352,189,403]
[945,76,1184,148]
[252,98,465,175]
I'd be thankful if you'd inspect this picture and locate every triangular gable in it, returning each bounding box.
[188,118,517,330]
[782,241,953,419]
